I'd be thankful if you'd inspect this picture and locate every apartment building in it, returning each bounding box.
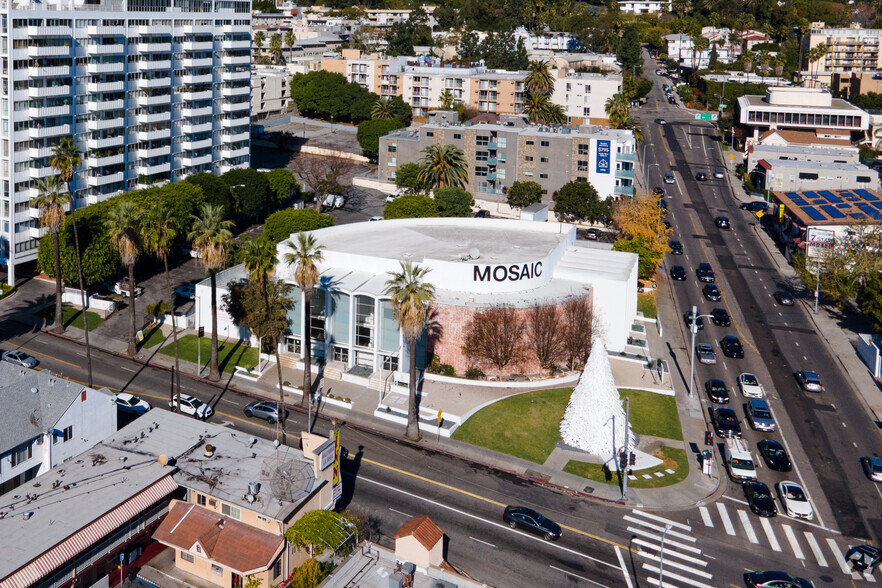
[378,112,636,201]
[321,50,621,122]
[803,22,882,91]
[0,4,252,285]
[618,0,672,13]
[252,66,291,121]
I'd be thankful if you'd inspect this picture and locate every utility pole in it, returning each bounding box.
[622,396,630,501]
[815,262,821,314]
[688,305,697,398]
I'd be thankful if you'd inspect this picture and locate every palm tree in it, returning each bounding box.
[417,144,468,190]
[283,233,325,408]
[525,59,555,95]
[758,51,771,83]
[49,137,92,386]
[810,43,827,88]
[253,30,265,53]
[243,237,289,441]
[270,33,283,64]
[189,204,234,381]
[773,57,785,84]
[523,91,552,123]
[543,103,566,125]
[371,97,395,120]
[615,115,644,144]
[141,201,180,407]
[285,30,296,62]
[384,261,435,441]
[439,89,455,110]
[105,201,142,357]
[796,18,811,78]
[32,175,69,334]
[605,93,630,126]
[742,51,755,74]
[692,35,709,73]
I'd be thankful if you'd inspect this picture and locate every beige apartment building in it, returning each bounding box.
[320,50,620,123]
[804,23,882,93]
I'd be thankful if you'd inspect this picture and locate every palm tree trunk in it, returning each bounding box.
[126,263,137,357]
[405,336,421,441]
[164,256,180,410]
[301,291,312,407]
[69,192,93,387]
[51,231,64,333]
[209,269,220,381]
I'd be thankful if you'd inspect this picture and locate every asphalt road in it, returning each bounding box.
[636,57,882,584]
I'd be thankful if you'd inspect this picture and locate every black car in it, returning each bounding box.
[774,290,794,306]
[474,209,490,218]
[684,310,705,330]
[740,201,769,212]
[744,570,813,588]
[757,440,792,472]
[714,216,731,229]
[503,506,561,541]
[668,96,676,104]
[653,187,665,196]
[669,240,683,255]
[703,284,722,301]
[696,172,707,181]
[721,336,744,358]
[659,198,667,210]
[670,265,687,281]
[711,308,731,327]
[696,262,715,283]
[662,220,672,230]
[712,407,742,438]
[743,481,778,517]
[705,379,730,403]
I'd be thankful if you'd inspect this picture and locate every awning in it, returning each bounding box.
[2,476,178,588]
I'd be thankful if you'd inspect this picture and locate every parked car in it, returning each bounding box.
[653,187,665,196]
[744,571,812,588]
[757,440,792,472]
[322,193,345,209]
[584,228,602,240]
[740,201,769,212]
[712,407,742,438]
[747,398,776,432]
[670,265,687,281]
[111,278,144,297]
[664,173,676,184]
[668,96,676,104]
[713,169,725,179]
[657,118,667,125]
[474,209,490,218]
[697,343,717,364]
[696,263,715,283]
[175,284,196,300]
[244,400,289,424]
[743,481,778,518]
[711,308,731,327]
[369,216,384,221]
[714,216,731,229]
[721,336,744,358]
[669,240,683,255]
[774,290,795,306]
[738,373,765,398]
[795,371,824,392]
[502,506,561,541]
[776,481,814,520]
[705,379,730,403]
[703,284,722,301]
[113,393,151,415]
[684,310,705,330]
[169,394,213,419]
[696,172,707,181]
[861,456,882,482]
[2,349,38,368]
[659,198,667,210]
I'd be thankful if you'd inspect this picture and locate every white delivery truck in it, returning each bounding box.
[724,438,757,481]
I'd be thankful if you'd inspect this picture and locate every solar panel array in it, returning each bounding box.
[779,189,882,224]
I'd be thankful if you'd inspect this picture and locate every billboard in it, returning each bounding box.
[806,227,835,270]
[596,140,611,174]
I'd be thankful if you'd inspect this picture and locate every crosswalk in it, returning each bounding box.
[625,509,714,588]
[694,502,877,582]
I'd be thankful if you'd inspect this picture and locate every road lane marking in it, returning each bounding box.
[627,528,702,554]
[614,546,635,588]
[550,565,611,587]
[623,516,696,542]
[698,506,714,527]
[759,517,781,551]
[722,495,749,506]
[641,564,715,588]
[781,525,805,559]
[631,509,692,532]
[715,503,735,536]
[469,536,496,548]
[638,553,713,579]
[828,537,861,578]
[737,510,758,544]
[389,508,412,517]
[804,532,828,567]
[634,541,708,566]
[358,475,624,568]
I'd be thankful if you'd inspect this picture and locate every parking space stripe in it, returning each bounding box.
[782,525,804,560]
[698,506,714,528]
[736,510,758,544]
[803,532,827,567]
[715,503,735,536]
[631,510,692,532]
[759,517,781,552]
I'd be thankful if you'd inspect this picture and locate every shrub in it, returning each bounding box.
[465,366,486,380]
[440,363,455,377]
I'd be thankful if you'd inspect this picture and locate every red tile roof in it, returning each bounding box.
[394,516,444,550]
[153,503,284,575]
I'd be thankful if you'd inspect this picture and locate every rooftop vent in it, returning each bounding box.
[469,248,480,260]
[248,481,261,496]
[204,444,215,458]
[30,387,38,394]
[23,512,33,520]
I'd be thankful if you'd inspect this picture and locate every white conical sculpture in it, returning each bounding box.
[560,337,635,461]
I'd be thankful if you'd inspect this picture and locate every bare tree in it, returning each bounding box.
[290,156,354,211]
[561,297,594,370]
[527,305,564,371]
[462,305,526,371]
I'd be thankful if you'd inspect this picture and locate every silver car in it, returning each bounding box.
[2,350,38,368]
[795,371,824,392]
[861,456,882,482]
[747,399,776,432]
[697,343,717,364]
[244,400,288,424]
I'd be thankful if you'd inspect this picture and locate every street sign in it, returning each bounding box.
[695,113,719,121]
[729,153,735,160]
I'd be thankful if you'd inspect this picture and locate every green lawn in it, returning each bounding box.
[137,325,168,350]
[620,388,682,441]
[38,304,105,330]
[451,388,572,464]
[563,446,689,489]
[158,334,259,374]
[637,293,657,319]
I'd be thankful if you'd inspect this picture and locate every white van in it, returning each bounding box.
[724,438,757,481]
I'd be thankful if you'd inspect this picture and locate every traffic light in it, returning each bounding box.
[629,452,636,466]
[198,326,205,337]
[619,452,627,470]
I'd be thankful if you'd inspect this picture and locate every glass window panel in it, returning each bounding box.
[310,288,325,341]
[355,295,375,348]
[287,285,302,336]
[330,291,349,345]
[380,299,400,352]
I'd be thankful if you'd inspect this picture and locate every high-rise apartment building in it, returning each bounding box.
[0,1,252,284]
[804,22,882,94]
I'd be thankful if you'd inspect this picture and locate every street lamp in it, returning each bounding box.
[688,305,716,399]
[658,523,673,586]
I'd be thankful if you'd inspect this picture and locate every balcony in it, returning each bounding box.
[28,105,69,118]
[28,45,72,58]
[28,65,71,78]
[136,43,172,53]
[182,138,213,150]
[87,171,125,187]
[180,73,213,85]
[220,85,250,96]
[181,90,213,101]
[220,131,250,143]
[90,44,124,55]
[137,111,171,124]
[217,162,249,174]
[219,40,251,51]
[618,151,636,162]
[217,117,246,129]
[85,117,124,131]
[134,25,172,35]
[136,77,172,89]
[85,81,125,93]
[85,62,124,74]
[181,106,213,118]
[220,70,250,82]
[29,226,48,240]
[132,60,172,71]
[487,157,497,165]
[85,135,124,150]
[86,99,125,112]
[221,24,251,34]
[29,166,56,180]
[137,162,171,176]
[136,145,171,158]
[615,168,635,179]
[487,142,498,149]
[180,121,212,134]
[221,146,249,159]
[220,101,249,113]
[615,185,634,196]
[30,124,71,139]
[222,54,250,65]
[138,128,172,141]
[86,25,119,36]
[180,24,212,34]
[180,57,213,68]
[138,94,171,106]
[27,26,71,37]
[28,146,54,158]
[87,153,124,167]
[181,41,214,51]
[181,154,212,167]
[485,172,497,181]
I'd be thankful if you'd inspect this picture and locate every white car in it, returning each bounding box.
[738,373,765,398]
[776,481,814,520]
[113,392,151,414]
[2,350,38,368]
[169,394,213,419]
